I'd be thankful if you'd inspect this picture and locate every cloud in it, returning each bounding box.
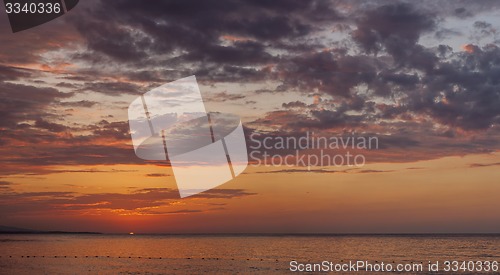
[0,188,256,216]
[0,65,33,81]
[146,173,171,177]
[72,0,338,60]
[34,119,70,133]
[301,109,365,129]
[207,91,246,102]
[49,168,138,174]
[352,3,436,57]
[0,145,139,169]
[0,181,14,191]
[86,120,131,141]
[0,16,82,65]
[349,169,394,174]
[469,162,500,168]
[63,0,342,84]
[0,82,72,128]
[278,52,377,97]
[255,169,337,174]
[139,209,204,215]
[1,0,500,172]
[282,101,308,108]
[407,45,500,130]
[60,100,98,108]
[79,81,142,96]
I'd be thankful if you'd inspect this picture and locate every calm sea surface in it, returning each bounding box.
[0,234,499,274]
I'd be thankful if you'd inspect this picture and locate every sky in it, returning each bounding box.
[0,0,499,234]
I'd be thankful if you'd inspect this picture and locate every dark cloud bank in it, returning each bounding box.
[1,0,500,170]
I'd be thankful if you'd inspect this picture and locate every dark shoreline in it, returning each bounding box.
[0,231,102,235]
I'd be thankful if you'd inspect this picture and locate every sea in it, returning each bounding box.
[0,234,499,274]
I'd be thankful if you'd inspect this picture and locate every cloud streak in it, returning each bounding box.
[0,188,256,216]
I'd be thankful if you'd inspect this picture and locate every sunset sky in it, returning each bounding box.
[1,0,499,234]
